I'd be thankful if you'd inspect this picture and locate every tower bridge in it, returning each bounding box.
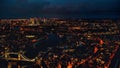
[1,51,36,68]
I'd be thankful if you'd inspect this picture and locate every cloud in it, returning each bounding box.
[0,0,120,18]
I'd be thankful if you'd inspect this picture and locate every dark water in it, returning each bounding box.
[110,47,120,68]
[0,60,8,68]
[25,33,66,58]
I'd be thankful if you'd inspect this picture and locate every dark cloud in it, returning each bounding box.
[0,0,120,18]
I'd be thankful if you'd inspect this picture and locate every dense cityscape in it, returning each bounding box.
[0,18,120,68]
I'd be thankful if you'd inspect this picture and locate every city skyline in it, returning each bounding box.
[0,0,120,19]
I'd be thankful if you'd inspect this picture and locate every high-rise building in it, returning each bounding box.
[29,18,40,26]
[30,18,35,25]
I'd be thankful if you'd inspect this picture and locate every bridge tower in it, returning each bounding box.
[4,47,9,58]
[7,51,21,68]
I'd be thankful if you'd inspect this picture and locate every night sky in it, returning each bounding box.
[0,0,120,18]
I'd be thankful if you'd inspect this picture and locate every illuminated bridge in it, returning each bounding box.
[1,51,36,68]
